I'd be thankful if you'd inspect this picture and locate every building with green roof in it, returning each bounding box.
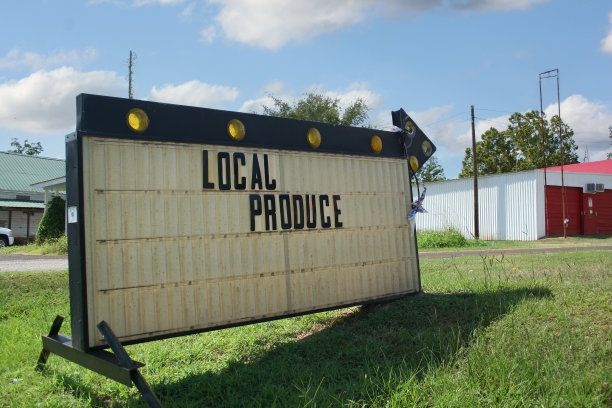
[0,152,65,242]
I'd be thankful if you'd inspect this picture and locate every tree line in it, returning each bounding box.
[459,111,580,178]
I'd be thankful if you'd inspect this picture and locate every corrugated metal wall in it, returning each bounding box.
[412,172,540,241]
[412,169,612,241]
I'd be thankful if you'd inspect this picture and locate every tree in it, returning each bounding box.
[262,93,369,127]
[417,155,446,182]
[459,110,579,178]
[36,196,65,244]
[9,138,43,155]
[459,127,515,177]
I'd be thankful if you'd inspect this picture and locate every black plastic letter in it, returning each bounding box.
[218,152,231,190]
[249,195,262,231]
[233,152,246,190]
[202,150,215,189]
[320,195,331,228]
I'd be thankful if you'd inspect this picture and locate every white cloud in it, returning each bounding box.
[545,94,612,161]
[148,80,238,108]
[239,82,382,120]
[200,26,217,44]
[406,105,471,153]
[88,0,185,6]
[472,113,511,141]
[93,0,549,48]
[204,0,548,49]
[0,48,98,71]
[132,0,185,5]
[381,0,548,14]
[0,67,125,134]
[261,81,287,96]
[209,0,370,50]
[180,2,196,19]
[238,83,285,114]
[449,0,548,11]
[601,12,612,55]
[0,70,242,138]
[319,82,383,110]
[237,81,295,113]
[239,95,277,114]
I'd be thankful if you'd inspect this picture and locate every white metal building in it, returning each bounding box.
[412,160,612,240]
[0,152,65,242]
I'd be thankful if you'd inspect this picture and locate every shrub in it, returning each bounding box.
[43,235,68,255]
[36,196,65,244]
[418,228,469,249]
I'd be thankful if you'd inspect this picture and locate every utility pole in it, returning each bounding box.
[539,73,549,237]
[471,105,479,239]
[556,70,566,239]
[539,69,565,238]
[128,50,136,99]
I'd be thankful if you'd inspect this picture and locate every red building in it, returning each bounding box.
[413,159,612,240]
[544,160,612,236]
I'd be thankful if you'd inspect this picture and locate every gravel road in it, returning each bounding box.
[0,254,68,272]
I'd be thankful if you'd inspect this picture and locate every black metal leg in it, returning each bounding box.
[97,321,162,408]
[37,315,64,370]
[131,370,164,408]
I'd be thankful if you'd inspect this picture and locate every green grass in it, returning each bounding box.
[0,235,68,255]
[417,228,486,249]
[2,234,609,256]
[1,250,611,407]
[418,231,612,251]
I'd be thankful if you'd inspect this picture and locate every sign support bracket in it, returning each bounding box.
[37,315,162,408]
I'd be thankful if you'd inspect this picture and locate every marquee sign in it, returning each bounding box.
[65,94,436,351]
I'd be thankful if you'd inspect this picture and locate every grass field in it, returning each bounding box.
[0,250,610,407]
[417,231,612,251]
[2,233,611,256]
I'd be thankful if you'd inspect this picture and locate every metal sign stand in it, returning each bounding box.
[37,316,162,407]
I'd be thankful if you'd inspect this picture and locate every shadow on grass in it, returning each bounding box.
[122,286,550,407]
[47,286,551,407]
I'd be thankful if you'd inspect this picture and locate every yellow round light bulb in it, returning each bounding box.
[409,156,419,172]
[126,108,149,133]
[228,119,246,141]
[422,140,433,157]
[370,135,383,153]
[307,128,321,148]
[404,121,415,135]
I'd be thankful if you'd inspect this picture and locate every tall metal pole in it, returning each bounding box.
[128,50,135,100]
[539,74,549,236]
[471,105,479,239]
[540,68,565,238]
[557,70,566,239]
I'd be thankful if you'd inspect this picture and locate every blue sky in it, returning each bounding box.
[1,0,611,178]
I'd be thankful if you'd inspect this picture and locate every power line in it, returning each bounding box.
[474,107,515,115]
[474,116,509,127]
[422,110,470,127]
